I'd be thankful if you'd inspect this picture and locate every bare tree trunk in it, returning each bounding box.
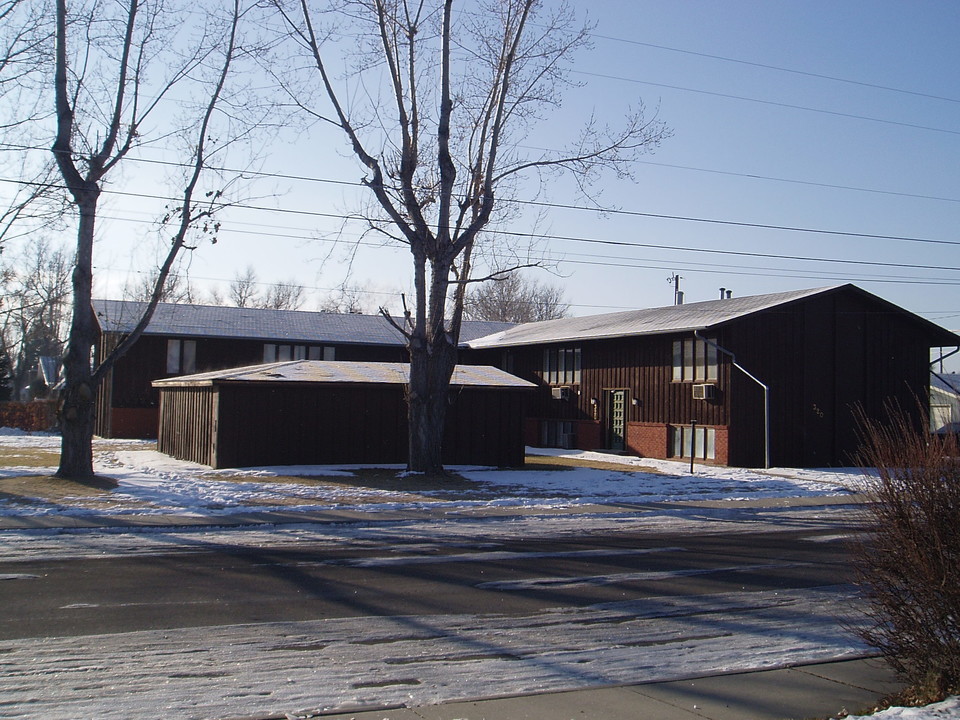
[57,195,98,478]
[407,344,455,474]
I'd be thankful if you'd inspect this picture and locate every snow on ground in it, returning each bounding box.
[0,430,864,563]
[5,431,943,719]
[0,585,872,720]
[0,432,861,520]
[840,697,960,719]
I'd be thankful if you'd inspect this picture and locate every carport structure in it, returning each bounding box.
[153,360,533,469]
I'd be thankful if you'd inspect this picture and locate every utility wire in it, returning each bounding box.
[591,35,960,105]
[574,70,960,137]
[3,174,958,250]
[90,206,960,275]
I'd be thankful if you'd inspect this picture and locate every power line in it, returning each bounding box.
[91,205,960,276]
[9,135,960,209]
[591,35,960,105]
[4,174,959,250]
[574,70,960,137]
[90,209,960,293]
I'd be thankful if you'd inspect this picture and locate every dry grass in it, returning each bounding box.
[0,474,118,504]
[523,454,664,474]
[0,446,60,468]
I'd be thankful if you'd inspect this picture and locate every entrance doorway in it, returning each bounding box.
[607,389,626,452]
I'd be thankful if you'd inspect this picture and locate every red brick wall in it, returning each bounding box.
[576,420,603,450]
[714,426,729,465]
[626,422,669,458]
[624,422,729,464]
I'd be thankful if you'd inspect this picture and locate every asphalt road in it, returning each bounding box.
[0,523,854,642]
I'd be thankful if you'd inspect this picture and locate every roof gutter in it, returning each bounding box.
[695,331,770,469]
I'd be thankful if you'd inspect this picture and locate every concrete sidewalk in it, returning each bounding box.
[306,658,900,720]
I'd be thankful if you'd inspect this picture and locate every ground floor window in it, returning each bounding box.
[541,420,576,449]
[670,425,716,460]
[263,344,335,362]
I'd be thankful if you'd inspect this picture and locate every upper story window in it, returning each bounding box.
[263,344,335,362]
[542,346,581,385]
[672,337,718,382]
[166,339,196,375]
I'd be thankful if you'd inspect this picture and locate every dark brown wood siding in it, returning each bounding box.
[444,388,528,467]
[473,287,941,468]
[97,333,409,438]
[157,386,217,466]
[724,290,933,467]
[488,335,730,451]
[157,382,527,469]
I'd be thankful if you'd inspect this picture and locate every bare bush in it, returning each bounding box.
[852,405,960,701]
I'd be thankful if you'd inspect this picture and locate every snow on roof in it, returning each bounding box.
[932,372,960,395]
[152,360,536,389]
[93,299,514,347]
[466,286,838,348]
[467,284,960,349]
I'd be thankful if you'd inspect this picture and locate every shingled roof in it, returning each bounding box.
[466,284,960,349]
[92,299,514,347]
[152,360,536,389]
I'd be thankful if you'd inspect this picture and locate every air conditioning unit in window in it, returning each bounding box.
[692,383,716,400]
[551,386,571,400]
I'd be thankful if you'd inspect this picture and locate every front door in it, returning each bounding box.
[607,389,626,452]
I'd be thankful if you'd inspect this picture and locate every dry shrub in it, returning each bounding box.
[852,405,960,701]
[0,400,58,432]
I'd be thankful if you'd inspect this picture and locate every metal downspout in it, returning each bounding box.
[695,330,770,469]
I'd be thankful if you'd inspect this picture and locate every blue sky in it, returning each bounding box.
[49,1,960,342]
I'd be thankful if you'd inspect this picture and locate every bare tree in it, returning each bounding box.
[0,239,71,398]
[319,284,369,314]
[52,0,260,478]
[206,285,227,306]
[0,0,61,256]
[123,270,198,305]
[272,0,668,472]
[0,348,12,401]
[261,280,305,310]
[229,266,260,307]
[463,271,568,323]
[228,266,305,310]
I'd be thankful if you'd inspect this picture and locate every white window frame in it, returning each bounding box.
[541,346,581,385]
[166,339,196,374]
[672,337,718,382]
[671,425,716,460]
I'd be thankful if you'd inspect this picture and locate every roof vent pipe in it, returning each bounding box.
[719,288,726,299]
[676,290,684,305]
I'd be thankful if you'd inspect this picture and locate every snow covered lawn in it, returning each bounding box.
[0,429,861,519]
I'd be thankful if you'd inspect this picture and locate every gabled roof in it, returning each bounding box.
[466,284,960,349]
[152,360,535,390]
[932,372,960,396]
[93,299,514,347]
